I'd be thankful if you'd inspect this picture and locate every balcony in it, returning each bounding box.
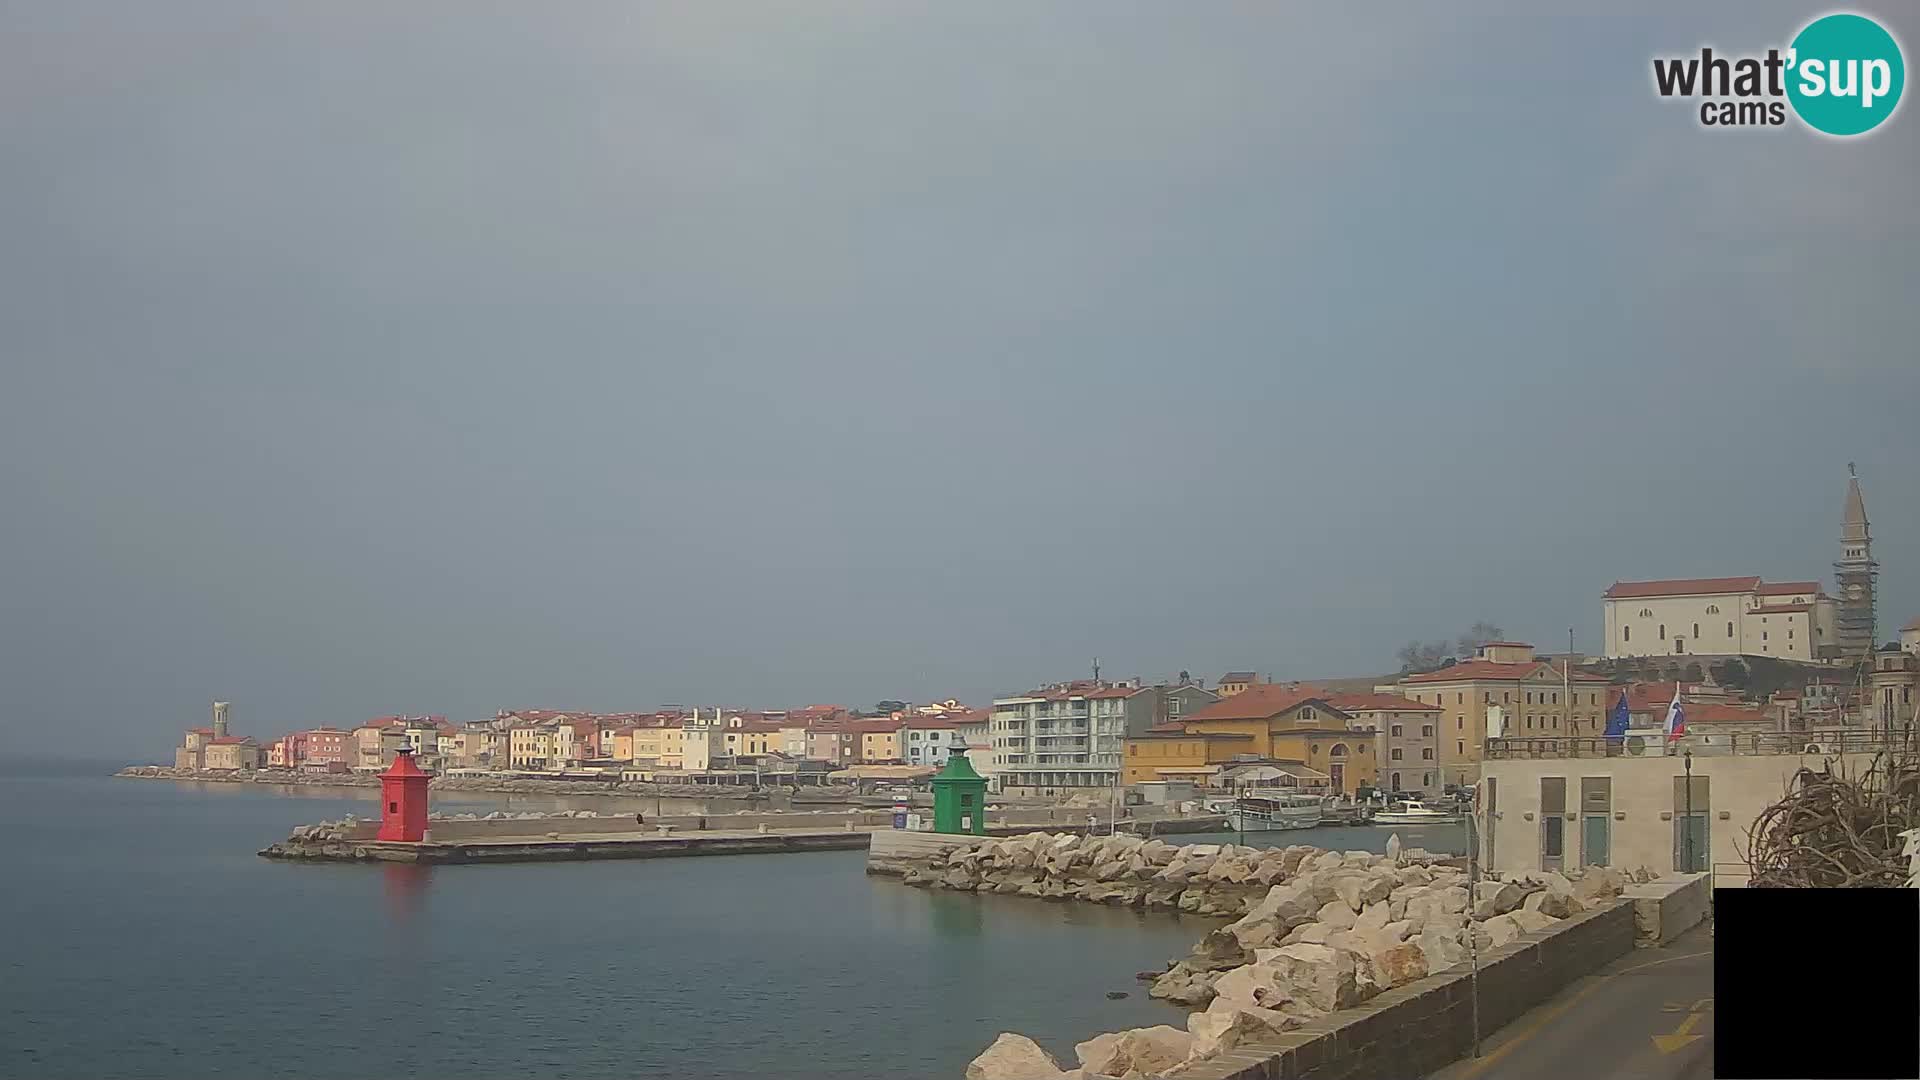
[1485,730,1907,760]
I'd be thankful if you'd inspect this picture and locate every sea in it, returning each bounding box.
[0,761,1465,1080]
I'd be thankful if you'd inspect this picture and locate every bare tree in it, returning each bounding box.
[1456,621,1506,658]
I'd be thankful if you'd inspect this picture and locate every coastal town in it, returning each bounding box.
[136,471,1918,881]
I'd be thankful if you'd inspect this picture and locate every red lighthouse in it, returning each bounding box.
[376,747,431,842]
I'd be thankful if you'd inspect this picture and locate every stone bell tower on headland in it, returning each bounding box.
[1834,464,1878,660]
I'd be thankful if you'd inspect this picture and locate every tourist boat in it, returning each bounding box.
[1227,793,1324,832]
[1370,799,1463,826]
[1319,798,1375,826]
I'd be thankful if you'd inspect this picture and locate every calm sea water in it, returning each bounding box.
[4,767,1235,1080]
[2,765,1467,1079]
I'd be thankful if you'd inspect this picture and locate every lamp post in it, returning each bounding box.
[1683,748,1695,873]
[1465,798,1482,1058]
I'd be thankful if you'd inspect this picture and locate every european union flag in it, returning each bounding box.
[1603,691,1631,741]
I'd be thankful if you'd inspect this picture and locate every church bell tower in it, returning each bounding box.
[1834,464,1877,660]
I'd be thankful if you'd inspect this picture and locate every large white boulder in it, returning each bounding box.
[1209,962,1294,1012]
[1076,1025,1193,1077]
[1267,942,1365,1012]
[1472,881,1524,918]
[967,1033,1069,1080]
[1316,900,1358,930]
[1416,926,1468,973]
[1188,1006,1291,1059]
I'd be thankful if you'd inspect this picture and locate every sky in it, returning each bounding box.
[3,3,1916,757]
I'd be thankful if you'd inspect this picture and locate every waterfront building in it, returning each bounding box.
[898,715,968,767]
[1902,617,1920,656]
[1325,692,1444,797]
[991,680,1140,796]
[201,735,261,770]
[852,718,904,763]
[1121,684,1378,795]
[507,722,555,770]
[1477,728,1894,883]
[681,709,727,772]
[722,715,783,757]
[1602,577,1835,662]
[353,717,416,770]
[1384,642,1610,790]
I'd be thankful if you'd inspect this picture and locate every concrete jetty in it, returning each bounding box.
[259,809,1231,865]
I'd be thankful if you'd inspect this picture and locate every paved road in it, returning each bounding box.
[1429,924,1715,1080]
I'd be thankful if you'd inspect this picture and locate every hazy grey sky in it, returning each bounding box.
[4,3,1915,756]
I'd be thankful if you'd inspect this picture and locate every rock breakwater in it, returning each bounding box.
[934,831,1650,1079]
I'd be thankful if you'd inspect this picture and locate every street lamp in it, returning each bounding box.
[1683,748,1695,874]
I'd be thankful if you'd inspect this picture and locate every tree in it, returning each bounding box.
[1456,622,1506,658]
[1396,639,1455,674]
[873,700,907,715]
[1681,662,1705,684]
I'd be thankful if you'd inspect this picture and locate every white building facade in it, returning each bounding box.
[1602,576,1835,661]
[990,681,1137,796]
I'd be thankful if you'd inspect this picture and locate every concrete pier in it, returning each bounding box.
[260,813,1231,866]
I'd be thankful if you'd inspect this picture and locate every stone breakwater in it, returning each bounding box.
[906,831,1649,1080]
[115,765,829,801]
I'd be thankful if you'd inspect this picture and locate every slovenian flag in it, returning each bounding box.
[1663,686,1686,743]
[1604,691,1631,742]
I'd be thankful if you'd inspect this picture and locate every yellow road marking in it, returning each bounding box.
[1653,1011,1705,1053]
[1449,950,1712,1077]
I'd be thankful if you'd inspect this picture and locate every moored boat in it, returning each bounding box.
[1226,793,1324,832]
[1370,799,1462,826]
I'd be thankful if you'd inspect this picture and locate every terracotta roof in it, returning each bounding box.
[1750,604,1810,614]
[188,727,215,736]
[1605,576,1761,599]
[898,716,964,731]
[1324,691,1441,713]
[207,736,254,745]
[1479,641,1533,649]
[1404,659,1608,684]
[1220,672,1258,682]
[1178,684,1342,722]
[1003,680,1140,702]
[1755,581,1822,597]
[1135,729,1254,740]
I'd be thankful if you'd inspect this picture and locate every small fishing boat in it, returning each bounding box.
[1371,799,1463,826]
[1227,793,1324,832]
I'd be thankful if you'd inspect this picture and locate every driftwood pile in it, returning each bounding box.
[1746,735,1919,888]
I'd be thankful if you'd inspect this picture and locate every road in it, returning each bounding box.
[1429,924,1715,1080]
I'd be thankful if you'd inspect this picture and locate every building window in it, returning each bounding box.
[1456,741,1465,756]
[1641,608,1653,617]
[1788,629,1794,639]
[1391,724,1403,736]
[1727,622,1734,637]
[1424,772,1434,786]
[1391,749,1403,760]
[1422,725,1434,737]
[1624,626,1631,642]
[1659,624,1666,640]
[1422,748,1434,760]
[1692,623,1700,638]
[1300,707,1315,720]
[1762,631,1768,641]
[1526,692,1533,705]
[1706,605,1719,614]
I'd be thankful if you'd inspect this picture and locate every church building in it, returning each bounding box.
[1600,468,1876,663]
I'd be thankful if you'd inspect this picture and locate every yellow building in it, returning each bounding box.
[857,723,902,764]
[1123,684,1377,795]
[509,725,555,769]
[1385,642,1611,789]
[202,737,261,770]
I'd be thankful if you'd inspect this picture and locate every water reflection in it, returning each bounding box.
[927,891,986,937]
[383,863,432,922]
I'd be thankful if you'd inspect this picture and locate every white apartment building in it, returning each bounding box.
[1602,576,1835,661]
[990,680,1137,796]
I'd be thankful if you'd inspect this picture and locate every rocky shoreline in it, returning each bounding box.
[114,764,840,801]
[898,831,1646,1079]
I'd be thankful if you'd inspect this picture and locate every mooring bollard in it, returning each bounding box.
[757,823,770,835]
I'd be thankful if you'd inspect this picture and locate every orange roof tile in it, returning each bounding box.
[1755,581,1823,596]
[1323,691,1441,713]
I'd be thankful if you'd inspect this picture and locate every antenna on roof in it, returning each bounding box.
[1092,657,1101,683]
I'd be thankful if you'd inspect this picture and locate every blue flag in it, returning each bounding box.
[1603,691,1631,741]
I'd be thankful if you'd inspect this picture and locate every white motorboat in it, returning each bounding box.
[1371,799,1463,826]
[1227,794,1324,832]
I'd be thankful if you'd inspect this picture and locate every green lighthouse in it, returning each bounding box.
[929,744,988,835]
